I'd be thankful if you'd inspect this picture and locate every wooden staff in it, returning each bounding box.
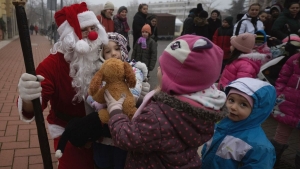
[12,0,53,168]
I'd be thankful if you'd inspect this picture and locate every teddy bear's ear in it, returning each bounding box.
[89,69,103,96]
[124,62,136,88]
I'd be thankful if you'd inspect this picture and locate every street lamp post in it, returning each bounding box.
[183,0,190,20]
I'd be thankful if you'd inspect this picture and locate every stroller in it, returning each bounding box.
[258,33,300,86]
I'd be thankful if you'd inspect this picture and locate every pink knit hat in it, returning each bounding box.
[159,35,223,95]
[228,88,254,107]
[231,33,256,53]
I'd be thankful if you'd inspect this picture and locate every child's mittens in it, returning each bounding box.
[92,102,107,111]
[141,82,150,99]
[134,61,148,81]
[86,95,107,111]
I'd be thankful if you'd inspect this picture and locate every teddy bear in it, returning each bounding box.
[55,58,139,159]
[89,58,138,123]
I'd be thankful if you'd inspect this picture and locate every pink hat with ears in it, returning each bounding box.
[159,35,223,95]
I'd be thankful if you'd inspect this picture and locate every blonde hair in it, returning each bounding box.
[248,3,261,11]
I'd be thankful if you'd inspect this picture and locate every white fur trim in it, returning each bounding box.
[78,11,99,29]
[239,52,267,61]
[48,124,65,139]
[98,137,114,146]
[134,61,148,80]
[17,96,35,123]
[55,150,63,159]
[75,40,90,53]
[57,21,75,40]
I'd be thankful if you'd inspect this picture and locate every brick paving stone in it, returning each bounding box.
[12,156,28,169]
[17,130,30,141]
[2,141,29,150]
[0,150,14,166]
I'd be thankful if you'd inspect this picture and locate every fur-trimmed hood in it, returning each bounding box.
[238,52,268,62]
[153,91,227,122]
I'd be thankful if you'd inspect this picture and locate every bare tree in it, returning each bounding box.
[63,0,81,6]
[201,0,220,14]
[88,4,103,16]
[227,0,246,23]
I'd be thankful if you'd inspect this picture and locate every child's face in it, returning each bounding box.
[119,10,127,19]
[103,41,122,60]
[226,93,252,122]
[259,13,268,22]
[142,31,149,38]
[211,12,218,20]
[151,18,157,26]
[222,20,229,28]
[248,5,260,18]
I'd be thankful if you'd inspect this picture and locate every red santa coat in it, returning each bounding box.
[20,52,93,169]
[37,52,86,126]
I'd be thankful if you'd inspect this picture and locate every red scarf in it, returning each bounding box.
[117,14,130,32]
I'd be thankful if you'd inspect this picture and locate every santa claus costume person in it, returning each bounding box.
[17,2,108,169]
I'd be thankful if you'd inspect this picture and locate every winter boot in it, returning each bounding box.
[270,139,289,167]
[295,151,300,169]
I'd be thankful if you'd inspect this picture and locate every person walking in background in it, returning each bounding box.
[147,14,158,42]
[270,50,300,168]
[201,78,276,169]
[207,9,222,40]
[34,25,38,35]
[131,24,157,79]
[97,1,115,32]
[113,6,131,52]
[218,33,269,90]
[233,3,264,35]
[132,3,149,47]
[213,16,234,73]
[105,35,227,168]
[29,24,34,35]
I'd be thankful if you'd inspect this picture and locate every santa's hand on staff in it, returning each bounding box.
[18,73,44,113]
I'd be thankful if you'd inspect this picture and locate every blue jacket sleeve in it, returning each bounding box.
[240,145,276,169]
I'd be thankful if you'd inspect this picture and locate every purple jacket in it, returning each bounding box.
[218,53,267,89]
[273,53,300,128]
[108,91,226,169]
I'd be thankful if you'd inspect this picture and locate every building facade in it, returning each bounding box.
[0,0,18,40]
[148,0,204,21]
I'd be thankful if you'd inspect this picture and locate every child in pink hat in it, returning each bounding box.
[104,35,227,168]
[218,32,269,90]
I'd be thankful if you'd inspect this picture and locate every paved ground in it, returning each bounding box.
[0,34,298,168]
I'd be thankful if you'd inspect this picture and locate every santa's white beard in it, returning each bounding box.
[64,37,102,103]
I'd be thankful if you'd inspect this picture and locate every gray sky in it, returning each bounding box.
[84,0,232,11]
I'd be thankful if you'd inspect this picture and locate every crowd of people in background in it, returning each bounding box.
[16,0,300,169]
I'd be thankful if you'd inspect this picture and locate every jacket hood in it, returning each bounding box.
[238,52,268,62]
[219,78,276,132]
[153,91,227,145]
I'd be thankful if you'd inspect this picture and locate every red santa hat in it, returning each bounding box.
[54,2,108,53]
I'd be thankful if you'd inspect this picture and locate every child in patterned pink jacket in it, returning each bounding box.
[270,52,300,168]
[218,32,269,90]
[104,35,227,168]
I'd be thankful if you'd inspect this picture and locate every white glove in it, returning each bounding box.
[104,90,126,113]
[140,82,150,99]
[18,73,44,103]
[134,61,148,81]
